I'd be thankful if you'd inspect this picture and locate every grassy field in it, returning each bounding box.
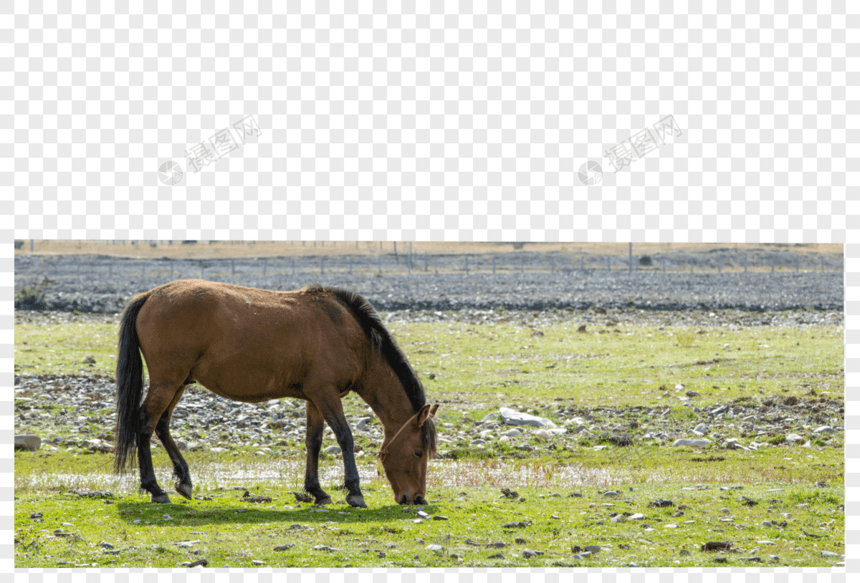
[14,311,845,567]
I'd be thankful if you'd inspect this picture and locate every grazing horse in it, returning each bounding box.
[113,280,439,507]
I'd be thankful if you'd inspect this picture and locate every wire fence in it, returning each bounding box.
[15,250,844,286]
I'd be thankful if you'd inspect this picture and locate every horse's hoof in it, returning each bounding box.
[314,496,333,506]
[152,493,171,504]
[175,484,193,500]
[346,494,367,509]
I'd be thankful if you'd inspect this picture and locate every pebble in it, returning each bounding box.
[426,544,444,551]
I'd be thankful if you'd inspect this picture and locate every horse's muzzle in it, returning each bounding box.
[399,493,427,505]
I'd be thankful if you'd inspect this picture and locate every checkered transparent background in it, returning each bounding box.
[2,0,857,580]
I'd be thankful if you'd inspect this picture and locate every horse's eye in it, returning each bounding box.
[414,449,423,457]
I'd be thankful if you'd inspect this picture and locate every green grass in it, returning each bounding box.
[15,316,843,412]
[15,311,844,567]
[14,474,845,568]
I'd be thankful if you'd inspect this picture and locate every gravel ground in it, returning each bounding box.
[15,255,843,314]
[15,371,844,462]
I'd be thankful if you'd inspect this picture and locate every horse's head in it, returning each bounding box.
[379,403,439,505]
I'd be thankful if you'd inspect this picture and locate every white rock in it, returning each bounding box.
[534,430,552,441]
[694,423,708,435]
[325,445,342,455]
[813,426,835,435]
[672,438,711,448]
[499,407,556,428]
[505,429,522,437]
[785,433,803,443]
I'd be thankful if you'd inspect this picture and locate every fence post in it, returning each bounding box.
[690,263,693,274]
[109,264,112,279]
[201,263,205,279]
[662,256,666,274]
[425,255,429,272]
[292,259,295,275]
[30,239,34,251]
[263,259,267,277]
[607,256,610,273]
[170,262,173,279]
[349,256,352,275]
[142,263,146,278]
[465,256,469,274]
[521,257,524,274]
[771,259,774,274]
[492,255,496,274]
[378,256,382,275]
[744,254,748,273]
[232,260,235,276]
[820,256,824,272]
[321,257,325,276]
[717,260,721,274]
[551,256,555,274]
[629,243,633,274]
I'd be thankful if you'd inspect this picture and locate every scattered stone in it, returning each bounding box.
[648,499,674,508]
[500,488,519,499]
[673,438,711,448]
[488,553,505,559]
[785,433,803,444]
[186,559,208,567]
[325,445,342,455]
[820,551,840,558]
[432,515,448,521]
[701,541,732,552]
[629,513,644,520]
[523,549,543,558]
[740,556,762,563]
[15,435,41,451]
[499,407,556,428]
[502,521,532,528]
[313,545,342,552]
[515,538,527,544]
[293,492,313,503]
[426,544,444,552]
[813,426,836,435]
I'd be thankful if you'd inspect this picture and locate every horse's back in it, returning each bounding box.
[134,280,366,401]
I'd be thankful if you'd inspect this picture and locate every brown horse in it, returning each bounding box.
[114,279,439,507]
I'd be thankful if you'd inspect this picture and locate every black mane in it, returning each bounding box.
[316,285,437,453]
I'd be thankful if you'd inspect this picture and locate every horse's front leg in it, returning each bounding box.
[310,392,366,509]
[303,401,333,505]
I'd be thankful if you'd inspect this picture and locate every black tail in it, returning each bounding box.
[114,293,149,473]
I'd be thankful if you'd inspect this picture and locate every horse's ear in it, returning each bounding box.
[416,404,438,427]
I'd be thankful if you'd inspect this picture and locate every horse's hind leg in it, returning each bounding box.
[303,401,333,505]
[155,385,193,500]
[138,381,183,503]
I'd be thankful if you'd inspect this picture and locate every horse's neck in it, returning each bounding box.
[356,361,415,435]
